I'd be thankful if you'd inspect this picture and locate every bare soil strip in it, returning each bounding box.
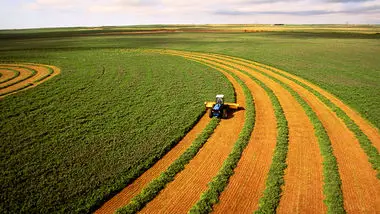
[0,64,60,98]
[181,52,325,213]
[211,55,380,213]
[140,58,246,214]
[95,115,211,214]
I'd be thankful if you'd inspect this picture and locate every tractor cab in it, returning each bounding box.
[205,94,239,119]
[215,94,224,105]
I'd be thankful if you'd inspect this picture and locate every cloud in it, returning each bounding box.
[215,4,380,16]
[3,0,378,29]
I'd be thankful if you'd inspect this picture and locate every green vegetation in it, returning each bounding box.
[118,117,220,214]
[189,60,256,213]
[0,68,20,84]
[0,50,234,213]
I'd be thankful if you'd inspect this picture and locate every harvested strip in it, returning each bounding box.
[34,66,54,82]
[185,56,255,213]
[0,64,60,98]
[215,57,343,213]
[180,51,325,213]
[139,58,246,214]
[0,67,36,90]
[225,58,380,213]
[168,52,276,213]
[259,65,380,177]
[117,117,220,214]
[0,68,20,84]
[216,54,380,160]
[213,66,282,213]
[197,53,342,212]
[96,115,211,214]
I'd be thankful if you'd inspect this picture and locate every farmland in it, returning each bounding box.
[1,25,380,213]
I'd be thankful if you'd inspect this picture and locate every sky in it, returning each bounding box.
[1,0,379,29]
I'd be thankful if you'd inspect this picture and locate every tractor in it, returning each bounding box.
[205,95,239,119]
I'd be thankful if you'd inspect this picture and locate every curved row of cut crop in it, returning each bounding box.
[0,63,60,98]
[183,56,256,214]
[0,68,20,84]
[183,51,380,213]
[205,54,380,213]
[213,54,380,178]
[185,50,380,213]
[167,51,323,212]
[177,52,343,213]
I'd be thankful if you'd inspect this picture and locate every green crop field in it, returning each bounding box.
[1,25,379,213]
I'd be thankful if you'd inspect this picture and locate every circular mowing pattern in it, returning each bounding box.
[0,63,60,98]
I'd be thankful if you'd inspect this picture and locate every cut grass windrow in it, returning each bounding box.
[117,117,220,214]
[191,53,344,213]
[0,68,20,84]
[174,56,256,214]
[218,55,380,179]
[0,66,37,90]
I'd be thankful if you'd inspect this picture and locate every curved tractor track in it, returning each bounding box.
[97,50,380,214]
[0,63,60,98]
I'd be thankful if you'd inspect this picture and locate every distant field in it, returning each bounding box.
[0,25,379,213]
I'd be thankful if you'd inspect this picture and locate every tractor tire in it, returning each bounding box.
[209,109,213,118]
[223,109,228,119]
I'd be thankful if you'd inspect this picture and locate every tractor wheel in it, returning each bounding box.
[209,109,213,118]
[223,109,228,119]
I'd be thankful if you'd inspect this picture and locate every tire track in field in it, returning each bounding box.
[0,63,60,98]
[210,55,380,213]
[139,58,246,214]
[95,115,211,214]
[167,51,324,213]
